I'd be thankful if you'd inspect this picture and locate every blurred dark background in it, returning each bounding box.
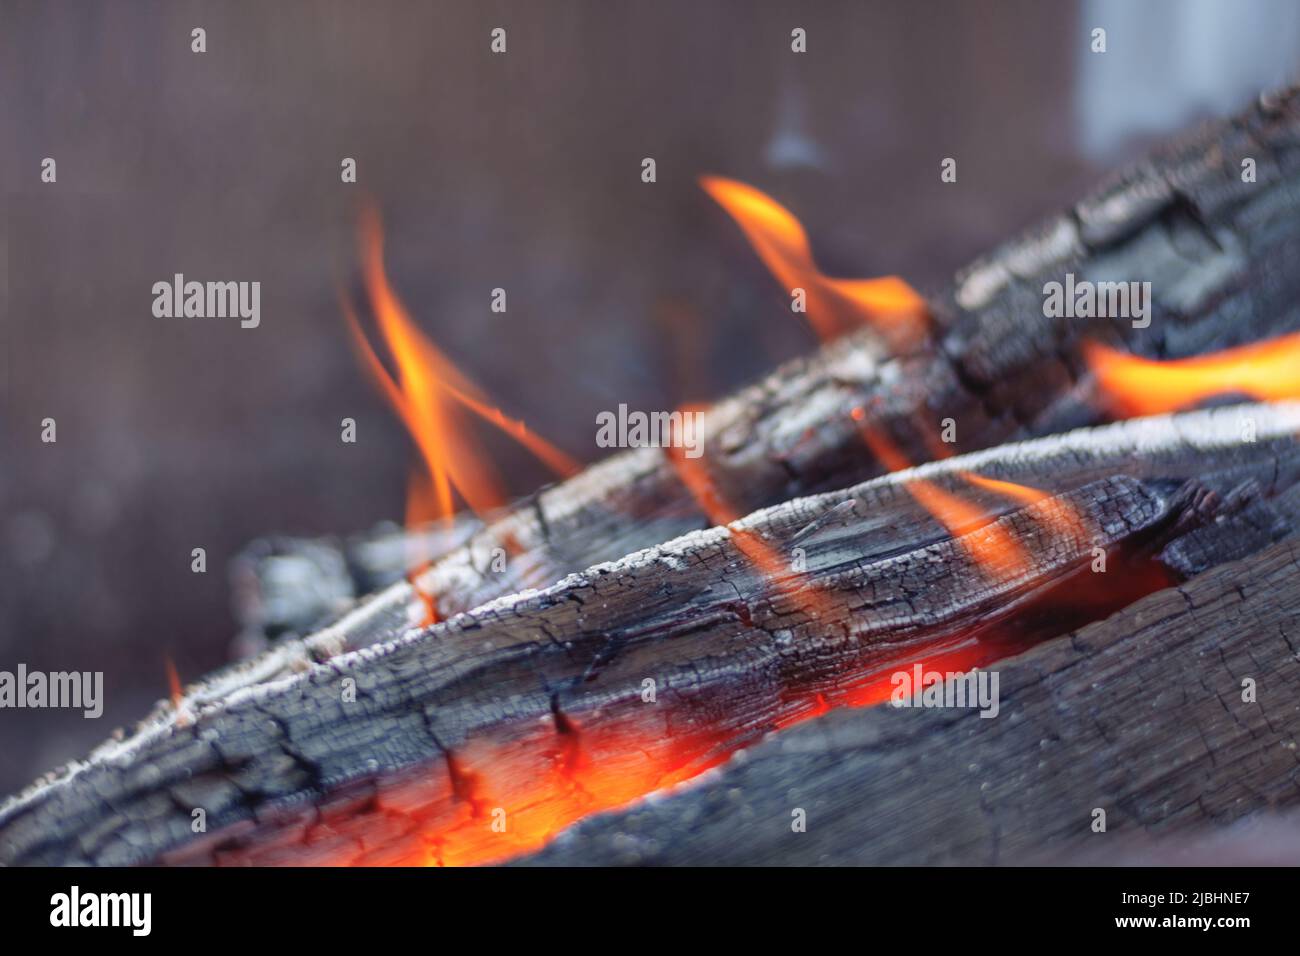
[2,0,1297,793]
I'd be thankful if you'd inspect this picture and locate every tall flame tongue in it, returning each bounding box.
[1084,332,1300,417]
[700,176,927,345]
[343,206,581,618]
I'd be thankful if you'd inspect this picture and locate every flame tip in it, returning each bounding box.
[701,175,926,343]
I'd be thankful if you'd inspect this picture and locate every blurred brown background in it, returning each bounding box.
[2,0,1296,793]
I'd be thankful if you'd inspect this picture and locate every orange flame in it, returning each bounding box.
[700,175,927,344]
[850,409,1094,573]
[957,472,1049,507]
[1084,333,1300,417]
[665,407,836,619]
[344,206,581,532]
[906,481,1030,580]
[852,410,1029,580]
[165,656,183,710]
[164,655,192,726]
[959,471,1092,547]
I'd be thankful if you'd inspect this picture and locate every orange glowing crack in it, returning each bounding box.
[199,627,1037,867]
[1084,332,1300,417]
[700,175,927,344]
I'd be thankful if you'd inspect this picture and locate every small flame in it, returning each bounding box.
[667,425,788,577]
[165,655,183,709]
[850,408,1099,582]
[957,472,1049,507]
[165,655,192,726]
[1084,333,1300,417]
[665,408,835,618]
[958,471,1092,548]
[852,411,1029,580]
[700,175,927,344]
[905,481,1030,579]
[344,205,581,531]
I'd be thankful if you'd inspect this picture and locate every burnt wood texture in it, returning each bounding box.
[3,405,1299,865]
[522,533,1300,865]
[223,87,1300,697]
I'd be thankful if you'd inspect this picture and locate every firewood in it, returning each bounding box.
[520,532,1300,866]
[3,403,1298,866]
[225,86,1300,699]
[229,519,480,644]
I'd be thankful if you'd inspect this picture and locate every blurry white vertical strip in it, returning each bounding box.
[765,82,826,172]
[1077,0,1300,159]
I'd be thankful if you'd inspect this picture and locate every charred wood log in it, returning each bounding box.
[228,519,480,647]
[3,404,1299,866]
[520,532,1300,866]
[223,87,1300,693]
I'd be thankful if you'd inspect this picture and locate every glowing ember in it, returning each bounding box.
[1084,332,1300,417]
[181,636,1026,867]
[700,176,927,344]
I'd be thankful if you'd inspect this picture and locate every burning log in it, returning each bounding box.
[521,532,1300,866]
[229,519,481,646]
[3,404,1299,866]
[225,86,1300,691]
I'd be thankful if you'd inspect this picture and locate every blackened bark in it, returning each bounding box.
[3,404,1299,865]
